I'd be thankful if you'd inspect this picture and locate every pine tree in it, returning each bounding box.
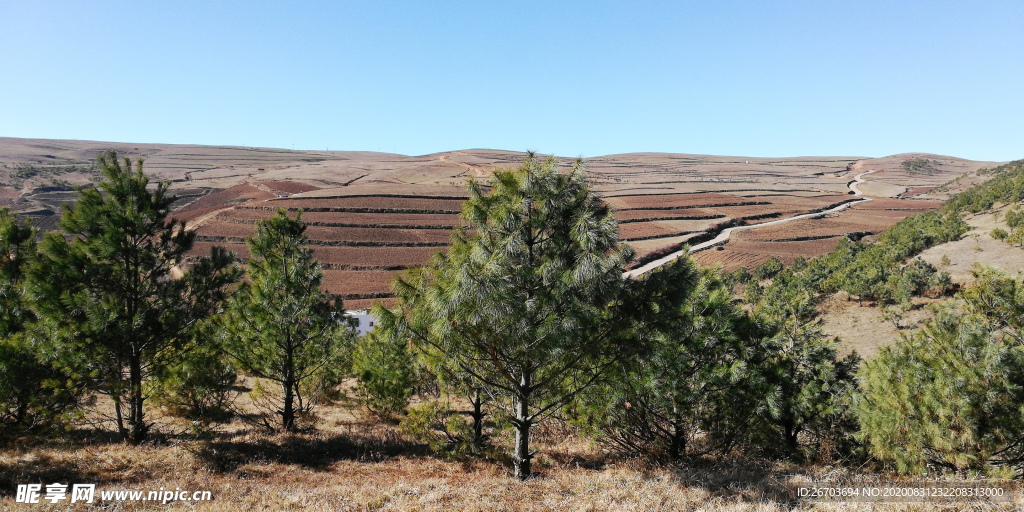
[224,209,356,432]
[377,154,634,479]
[960,265,1024,346]
[374,261,491,452]
[28,152,240,443]
[0,209,81,433]
[855,304,1024,474]
[751,270,860,458]
[590,262,767,460]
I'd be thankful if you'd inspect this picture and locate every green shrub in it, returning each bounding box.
[733,266,752,284]
[590,265,762,460]
[0,208,83,437]
[0,334,84,436]
[1006,207,1024,229]
[751,285,861,460]
[353,328,417,420]
[856,305,1024,475]
[991,228,1009,240]
[755,257,784,280]
[946,160,1024,213]
[150,336,237,424]
[400,400,479,455]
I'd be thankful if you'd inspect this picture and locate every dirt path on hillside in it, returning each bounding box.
[440,153,489,177]
[185,181,282,232]
[624,171,876,278]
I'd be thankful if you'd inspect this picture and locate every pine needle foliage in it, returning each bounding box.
[0,209,82,435]
[224,209,356,432]
[747,267,861,459]
[855,302,1024,475]
[376,153,635,479]
[587,262,767,460]
[27,152,241,443]
[0,208,35,336]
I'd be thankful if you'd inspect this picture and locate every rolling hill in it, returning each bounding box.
[0,137,1002,308]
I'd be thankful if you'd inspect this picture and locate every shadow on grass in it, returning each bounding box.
[667,458,797,506]
[191,431,432,473]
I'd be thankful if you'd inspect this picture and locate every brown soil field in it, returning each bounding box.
[259,180,321,194]
[310,246,440,270]
[173,184,276,224]
[321,269,404,297]
[619,220,706,241]
[625,233,703,256]
[694,238,847,271]
[190,242,251,261]
[707,203,806,219]
[246,210,462,227]
[606,192,760,210]
[189,220,258,240]
[302,226,453,245]
[2,137,1006,301]
[196,221,452,245]
[615,207,723,222]
[266,196,466,212]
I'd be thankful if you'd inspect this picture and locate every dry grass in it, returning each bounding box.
[3,396,1021,511]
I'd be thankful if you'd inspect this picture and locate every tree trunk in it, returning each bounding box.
[669,420,685,459]
[113,393,127,440]
[281,338,297,431]
[14,398,28,426]
[513,378,532,480]
[282,377,296,432]
[471,388,486,452]
[783,417,799,455]
[128,354,147,444]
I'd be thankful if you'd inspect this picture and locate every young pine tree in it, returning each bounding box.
[590,262,767,460]
[856,304,1024,474]
[377,154,635,479]
[752,271,861,458]
[224,209,356,432]
[0,209,82,434]
[28,152,240,443]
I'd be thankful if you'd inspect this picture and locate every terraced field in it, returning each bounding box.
[182,182,955,301]
[692,196,949,271]
[1,138,1003,303]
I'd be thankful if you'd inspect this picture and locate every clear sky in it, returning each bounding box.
[1,1,1022,160]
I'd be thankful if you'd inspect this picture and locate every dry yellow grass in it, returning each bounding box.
[3,399,1022,511]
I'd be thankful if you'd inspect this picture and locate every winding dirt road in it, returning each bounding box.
[623,171,875,278]
[440,153,490,177]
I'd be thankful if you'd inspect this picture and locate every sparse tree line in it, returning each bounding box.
[2,151,1024,482]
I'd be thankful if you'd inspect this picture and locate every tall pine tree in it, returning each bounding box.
[28,151,240,443]
[377,154,634,479]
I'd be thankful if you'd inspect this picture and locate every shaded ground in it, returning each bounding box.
[3,416,1019,511]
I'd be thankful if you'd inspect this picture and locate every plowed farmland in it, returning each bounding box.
[266,196,466,212]
[175,163,959,299]
[695,238,848,270]
[2,138,995,303]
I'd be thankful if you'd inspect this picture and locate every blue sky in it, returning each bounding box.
[1,1,1022,160]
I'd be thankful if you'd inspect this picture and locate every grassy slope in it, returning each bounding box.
[824,204,1024,359]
